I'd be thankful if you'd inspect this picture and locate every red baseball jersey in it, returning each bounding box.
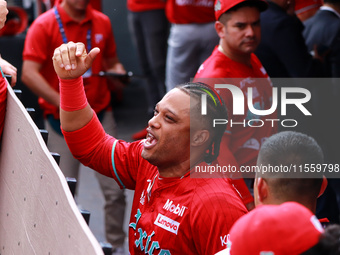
[63,114,247,255]
[0,73,7,138]
[195,46,277,169]
[165,0,215,24]
[23,3,117,118]
[195,47,277,202]
[127,0,166,12]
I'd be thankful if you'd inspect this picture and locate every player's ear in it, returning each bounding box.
[256,177,268,203]
[215,21,225,38]
[191,130,210,147]
[318,176,328,198]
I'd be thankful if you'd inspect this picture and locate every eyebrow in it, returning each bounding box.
[155,104,179,118]
[164,108,178,118]
[234,21,246,25]
[234,18,260,26]
[252,19,261,24]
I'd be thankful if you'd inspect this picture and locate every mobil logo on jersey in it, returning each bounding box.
[154,213,180,235]
[196,78,313,128]
[163,199,188,217]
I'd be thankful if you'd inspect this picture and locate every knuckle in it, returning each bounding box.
[60,48,68,54]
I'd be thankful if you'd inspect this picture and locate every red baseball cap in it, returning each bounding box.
[214,0,268,20]
[223,202,324,255]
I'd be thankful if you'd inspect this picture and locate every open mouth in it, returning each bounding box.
[143,132,158,149]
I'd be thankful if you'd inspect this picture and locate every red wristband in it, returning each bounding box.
[59,77,88,111]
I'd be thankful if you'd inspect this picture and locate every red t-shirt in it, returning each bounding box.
[195,47,277,204]
[165,0,215,24]
[127,0,166,12]
[0,73,7,138]
[195,47,277,169]
[23,3,117,118]
[63,114,247,254]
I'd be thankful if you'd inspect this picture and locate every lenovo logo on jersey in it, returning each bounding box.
[163,199,188,217]
[154,214,180,235]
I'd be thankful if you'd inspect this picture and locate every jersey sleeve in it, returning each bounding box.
[190,181,247,255]
[22,19,51,63]
[62,112,140,189]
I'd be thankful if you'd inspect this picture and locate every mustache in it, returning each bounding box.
[242,37,257,43]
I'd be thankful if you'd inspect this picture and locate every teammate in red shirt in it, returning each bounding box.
[22,0,123,119]
[195,0,276,210]
[215,202,326,255]
[254,131,329,225]
[21,0,127,251]
[53,41,247,254]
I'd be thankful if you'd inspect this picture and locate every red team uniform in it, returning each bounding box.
[195,47,277,203]
[63,113,247,255]
[22,2,117,119]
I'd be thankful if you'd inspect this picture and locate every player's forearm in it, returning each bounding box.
[62,112,115,178]
[59,77,93,132]
[21,66,60,107]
